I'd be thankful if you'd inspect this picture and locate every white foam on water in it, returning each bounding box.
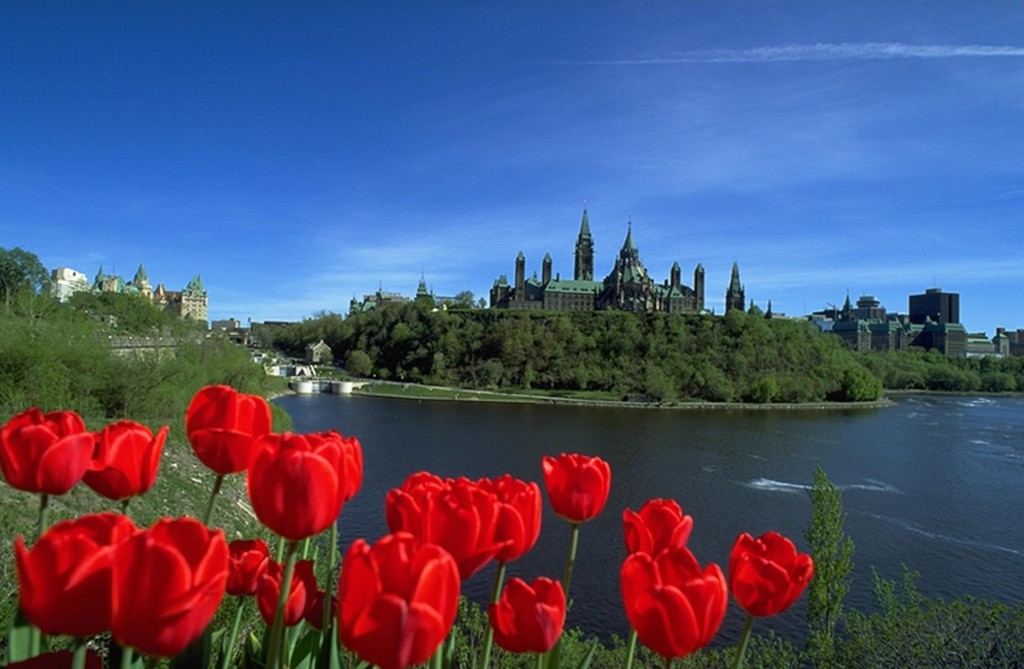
[746,477,808,494]
[747,477,899,494]
[867,513,1023,558]
[846,478,901,493]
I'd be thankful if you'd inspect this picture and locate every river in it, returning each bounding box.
[274,392,1024,646]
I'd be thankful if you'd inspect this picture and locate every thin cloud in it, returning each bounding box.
[560,42,1024,65]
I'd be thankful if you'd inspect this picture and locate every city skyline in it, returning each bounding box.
[2,3,1022,334]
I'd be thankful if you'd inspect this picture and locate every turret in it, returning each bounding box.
[542,253,552,285]
[694,263,705,311]
[515,251,526,297]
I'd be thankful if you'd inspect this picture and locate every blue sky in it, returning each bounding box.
[2,3,1022,334]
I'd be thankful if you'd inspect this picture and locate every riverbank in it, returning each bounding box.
[345,379,893,411]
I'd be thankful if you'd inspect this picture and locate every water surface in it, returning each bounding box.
[275,393,1024,644]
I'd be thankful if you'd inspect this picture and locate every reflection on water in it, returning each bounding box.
[276,393,1024,645]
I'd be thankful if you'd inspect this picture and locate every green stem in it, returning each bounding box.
[664,656,673,669]
[543,522,582,669]
[429,639,444,669]
[71,639,89,669]
[624,629,638,669]
[536,651,545,669]
[220,596,246,669]
[202,473,225,526]
[318,523,339,654]
[480,561,508,669]
[730,613,755,669]
[119,646,135,669]
[36,493,50,542]
[266,540,299,669]
[120,498,131,515]
[561,522,581,599]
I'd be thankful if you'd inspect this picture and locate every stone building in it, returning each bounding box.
[153,275,208,322]
[49,267,90,302]
[490,209,706,314]
[52,263,208,323]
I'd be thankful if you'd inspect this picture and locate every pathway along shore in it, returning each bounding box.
[280,378,894,412]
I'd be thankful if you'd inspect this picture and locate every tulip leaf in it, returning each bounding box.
[443,635,456,669]
[243,631,267,669]
[315,620,344,669]
[289,628,319,669]
[573,639,599,669]
[172,625,212,669]
[6,608,33,663]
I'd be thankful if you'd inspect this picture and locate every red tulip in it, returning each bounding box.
[83,421,167,500]
[620,545,728,661]
[0,408,94,495]
[479,475,542,563]
[185,385,272,475]
[111,517,228,657]
[247,431,361,540]
[729,531,814,617]
[256,559,318,627]
[541,453,611,523]
[14,512,137,636]
[227,538,270,596]
[337,532,460,669]
[305,587,337,631]
[386,473,509,580]
[487,577,566,654]
[5,651,103,669]
[336,432,364,503]
[623,498,693,556]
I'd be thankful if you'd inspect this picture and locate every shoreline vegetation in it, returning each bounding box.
[297,380,896,411]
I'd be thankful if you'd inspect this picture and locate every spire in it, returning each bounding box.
[574,209,595,281]
[725,263,745,312]
[622,219,636,253]
[578,208,591,239]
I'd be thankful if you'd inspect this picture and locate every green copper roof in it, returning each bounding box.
[578,209,592,239]
[622,223,636,253]
[133,264,148,284]
[185,275,206,295]
[545,279,602,294]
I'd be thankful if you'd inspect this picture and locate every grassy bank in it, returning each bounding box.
[354,380,894,411]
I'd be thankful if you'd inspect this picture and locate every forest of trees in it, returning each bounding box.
[268,303,885,403]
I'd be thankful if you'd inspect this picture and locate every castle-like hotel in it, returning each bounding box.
[50,264,208,322]
[490,209,745,314]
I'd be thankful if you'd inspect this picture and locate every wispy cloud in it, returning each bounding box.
[560,42,1024,65]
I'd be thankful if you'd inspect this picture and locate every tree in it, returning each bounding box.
[452,290,475,308]
[805,466,855,665]
[345,350,373,377]
[0,247,48,313]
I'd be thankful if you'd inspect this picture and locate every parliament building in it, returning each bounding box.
[490,209,707,314]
